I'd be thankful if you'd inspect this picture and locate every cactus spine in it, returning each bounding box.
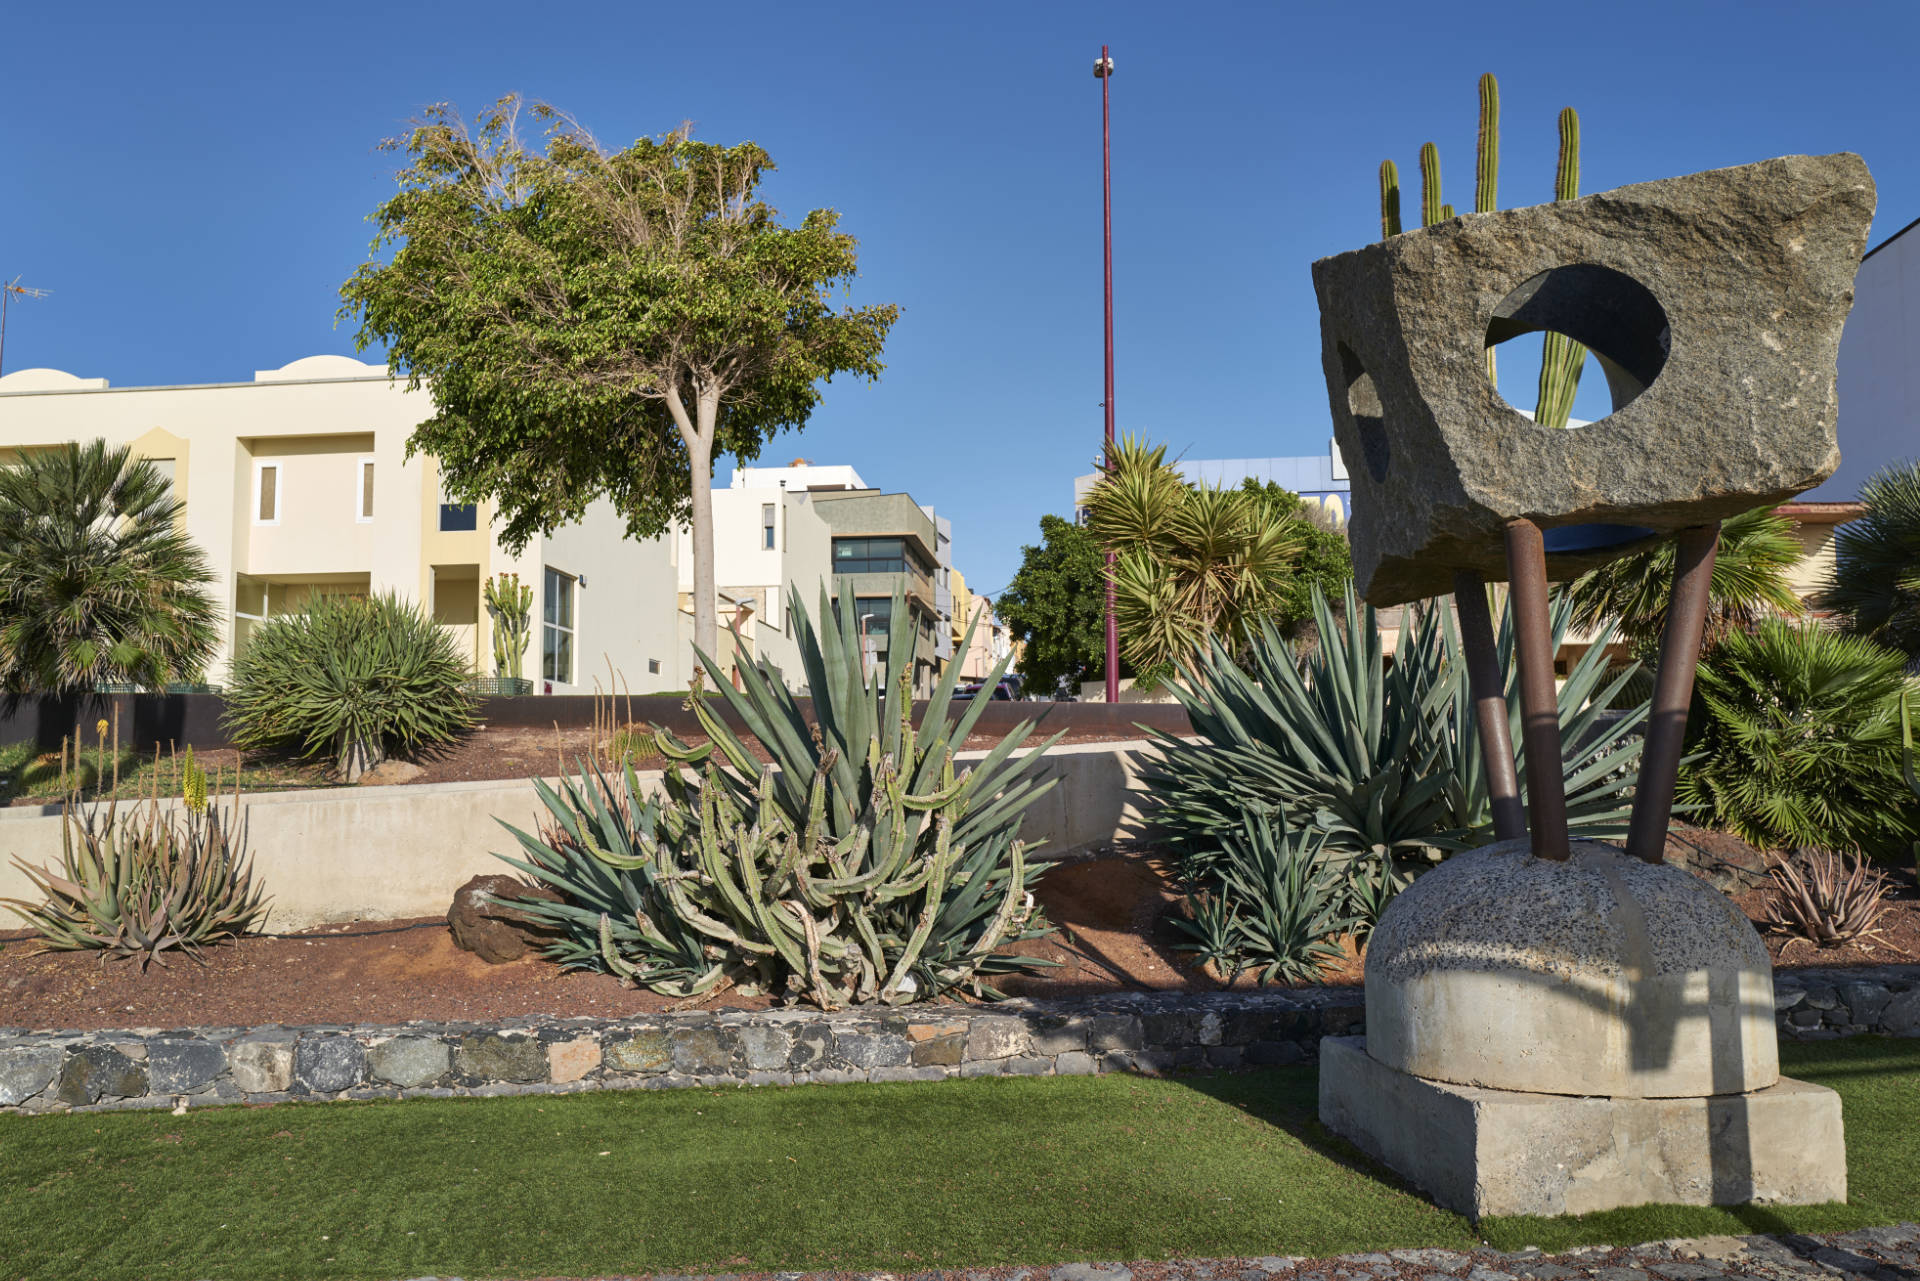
[1534,107,1588,428]
[484,572,534,682]
[1419,142,1444,228]
[1379,160,1402,239]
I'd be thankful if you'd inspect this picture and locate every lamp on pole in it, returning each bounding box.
[1094,46,1118,706]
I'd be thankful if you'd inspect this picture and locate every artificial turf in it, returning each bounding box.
[0,1039,1913,1281]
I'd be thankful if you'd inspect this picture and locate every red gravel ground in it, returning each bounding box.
[1,852,1912,1034]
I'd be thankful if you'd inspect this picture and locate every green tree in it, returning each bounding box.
[340,97,899,660]
[1237,478,1353,635]
[1823,459,1920,665]
[996,514,1110,698]
[0,440,218,694]
[1566,506,1804,655]
[1083,436,1305,675]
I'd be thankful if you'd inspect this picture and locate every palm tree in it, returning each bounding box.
[1565,505,1804,655]
[1083,436,1305,675]
[0,440,219,693]
[1823,459,1920,666]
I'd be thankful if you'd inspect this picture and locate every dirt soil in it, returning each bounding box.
[2,852,1910,1035]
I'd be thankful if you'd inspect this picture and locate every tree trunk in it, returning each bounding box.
[686,429,718,672]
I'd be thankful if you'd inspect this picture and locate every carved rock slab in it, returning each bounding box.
[1312,153,1875,606]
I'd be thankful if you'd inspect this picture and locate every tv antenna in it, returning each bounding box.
[0,277,52,377]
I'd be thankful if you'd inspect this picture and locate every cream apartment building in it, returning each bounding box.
[0,355,695,693]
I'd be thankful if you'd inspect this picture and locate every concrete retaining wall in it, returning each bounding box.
[2,966,1913,1117]
[0,740,1158,930]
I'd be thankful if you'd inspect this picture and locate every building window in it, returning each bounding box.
[356,458,375,522]
[542,567,576,685]
[648,658,661,675]
[440,500,477,532]
[762,503,776,550]
[254,462,279,524]
[832,536,925,576]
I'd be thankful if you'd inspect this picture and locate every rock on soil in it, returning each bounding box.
[447,873,565,964]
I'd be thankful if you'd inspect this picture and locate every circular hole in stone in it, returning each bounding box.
[1483,264,1670,429]
[1338,342,1390,482]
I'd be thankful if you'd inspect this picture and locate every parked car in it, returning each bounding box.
[952,677,1020,702]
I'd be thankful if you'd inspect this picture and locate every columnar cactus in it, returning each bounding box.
[1419,142,1444,228]
[1535,107,1588,428]
[1379,160,1402,239]
[1475,73,1500,213]
[484,572,533,682]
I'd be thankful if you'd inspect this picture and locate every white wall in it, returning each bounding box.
[1807,225,1920,500]
[540,499,681,694]
[673,489,833,690]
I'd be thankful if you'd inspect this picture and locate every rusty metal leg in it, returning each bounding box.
[1503,519,1570,861]
[1453,569,1526,843]
[1625,523,1720,863]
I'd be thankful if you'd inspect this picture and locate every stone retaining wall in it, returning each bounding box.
[3,968,1913,1116]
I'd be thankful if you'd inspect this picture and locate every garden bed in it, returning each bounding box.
[2,850,1911,1034]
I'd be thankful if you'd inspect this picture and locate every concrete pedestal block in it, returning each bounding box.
[1318,1036,1846,1219]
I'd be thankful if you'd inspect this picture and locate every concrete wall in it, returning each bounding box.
[0,740,1158,931]
[541,498,682,694]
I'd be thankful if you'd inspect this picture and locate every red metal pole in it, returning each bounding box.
[1098,45,1119,706]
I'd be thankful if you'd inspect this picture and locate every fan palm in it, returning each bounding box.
[1565,505,1804,655]
[1823,459,1920,665]
[1084,435,1305,674]
[1679,619,1915,855]
[0,440,219,693]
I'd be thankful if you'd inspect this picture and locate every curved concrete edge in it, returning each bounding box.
[0,739,1170,931]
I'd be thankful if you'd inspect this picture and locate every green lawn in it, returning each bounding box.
[0,1039,1914,1281]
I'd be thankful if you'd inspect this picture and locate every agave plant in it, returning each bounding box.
[2,784,269,968]
[498,585,1062,1006]
[1170,814,1352,985]
[1763,847,1891,954]
[1147,582,1648,928]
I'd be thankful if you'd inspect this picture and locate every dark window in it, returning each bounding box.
[832,536,929,576]
[440,502,477,532]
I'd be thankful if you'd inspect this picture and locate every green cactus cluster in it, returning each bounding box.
[495,584,1062,1007]
[1374,74,1588,425]
[485,572,534,682]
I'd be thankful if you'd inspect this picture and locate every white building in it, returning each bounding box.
[0,356,700,693]
[672,482,834,687]
[1804,215,1920,502]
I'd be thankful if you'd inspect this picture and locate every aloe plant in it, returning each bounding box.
[497,585,1063,1006]
[3,786,269,968]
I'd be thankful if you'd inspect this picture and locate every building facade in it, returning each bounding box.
[0,356,695,693]
[1804,215,1919,502]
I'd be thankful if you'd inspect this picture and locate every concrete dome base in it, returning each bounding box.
[1365,838,1777,1098]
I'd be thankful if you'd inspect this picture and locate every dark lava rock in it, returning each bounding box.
[293,1035,368,1094]
[447,874,564,964]
[147,1040,228,1095]
[58,1046,148,1105]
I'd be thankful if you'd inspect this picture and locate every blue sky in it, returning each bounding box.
[4,1,1915,595]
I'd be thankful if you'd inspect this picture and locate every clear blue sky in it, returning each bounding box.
[5,1,1914,596]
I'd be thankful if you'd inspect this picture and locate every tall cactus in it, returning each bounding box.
[1474,73,1500,213]
[1379,160,1402,239]
[1476,73,1501,382]
[1419,142,1444,227]
[484,572,533,682]
[1534,107,1588,428]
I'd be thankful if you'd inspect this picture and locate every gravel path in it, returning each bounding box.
[383,1221,1920,1281]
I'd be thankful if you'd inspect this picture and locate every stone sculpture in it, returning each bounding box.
[1309,153,1875,1219]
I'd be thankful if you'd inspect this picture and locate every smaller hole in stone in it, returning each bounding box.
[1339,342,1390,483]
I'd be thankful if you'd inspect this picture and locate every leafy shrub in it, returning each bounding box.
[0,440,220,693]
[1172,813,1353,985]
[2,772,269,967]
[1679,619,1915,856]
[224,592,475,780]
[1147,583,1646,928]
[497,586,1060,1007]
